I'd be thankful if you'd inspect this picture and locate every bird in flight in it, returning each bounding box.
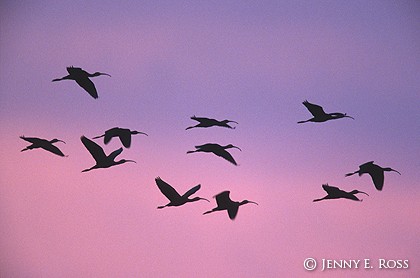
[186,116,238,130]
[20,136,67,157]
[345,161,401,191]
[52,66,111,99]
[298,100,354,123]
[92,127,148,148]
[155,177,209,209]
[187,143,241,165]
[203,191,258,220]
[80,136,135,172]
[313,184,369,202]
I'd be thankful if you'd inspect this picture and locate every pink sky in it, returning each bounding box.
[1,1,419,277]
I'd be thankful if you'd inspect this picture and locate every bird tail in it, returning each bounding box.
[313,198,323,202]
[186,150,196,154]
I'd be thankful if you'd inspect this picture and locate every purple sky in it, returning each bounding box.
[1,0,419,277]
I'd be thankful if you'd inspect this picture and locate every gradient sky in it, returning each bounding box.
[1,1,419,277]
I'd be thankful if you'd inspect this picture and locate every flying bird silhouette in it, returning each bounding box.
[298,100,354,123]
[203,191,258,220]
[187,143,241,165]
[313,184,369,202]
[52,66,111,99]
[155,177,209,209]
[80,136,135,172]
[20,136,66,157]
[345,161,401,191]
[186,116,238,130]
[92,127,148,148]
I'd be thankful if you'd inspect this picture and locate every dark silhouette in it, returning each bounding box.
[52,66,111,99]
[298,100,354,123]
[313,184,369,202]
[345,161,401,191]
[186,116,238,130]
[80,136,135,172]
[155,177,209,209]
[203,191,258,220]
[187,143,241,165]
[92,127,148,148]
[20,136,66,157]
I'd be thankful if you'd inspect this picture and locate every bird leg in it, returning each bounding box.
[313,196,328,202]
[345,171,358,177]
[92,134,105,139]
[185,125,198,130]
[297,119,311,124]
[52,75,72,82]
[203,208,218,215]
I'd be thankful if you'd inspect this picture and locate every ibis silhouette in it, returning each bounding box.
[187,143,241,165]
[298,100,354,123]
[93,127,148,148]
[52,66,111,99]
[203,191,258,220]
[345,161,401,191]
[80,136,135,172]
[186,116,238,130]
[313,184,369,202]
[155,177,209,209]
[20,136,66,157]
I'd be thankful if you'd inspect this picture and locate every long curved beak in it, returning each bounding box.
[359,191,369,196]
[345,114,355,120]
[200,198,210,202]
[233,146,242,151]
[132,131,148,136]
[391,169,401,175]
[100,72,111,77]
[228,120,239,124]
[249,201,258,205]
[126,160,136,163]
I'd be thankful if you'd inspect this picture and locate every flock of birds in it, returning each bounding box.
[20,66,401,220]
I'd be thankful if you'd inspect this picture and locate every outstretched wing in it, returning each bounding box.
[118,129,132,148]
[66,66,83,74]
[191,116,212,123]
[41,143,66,156]
[303,100,327,117]
[108,148,123,161]
[102,127,120,144]
[214,148,238,165]
[155,177,181,201]
[214,191,232,207]
[228,206,239,220]
[194,143,214,149]
[20,136,42,144]
[75,77,98,99]
[81,136,107,163]
[322,184,342,195]
[368,165,385,190]
[182,184,201,198]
